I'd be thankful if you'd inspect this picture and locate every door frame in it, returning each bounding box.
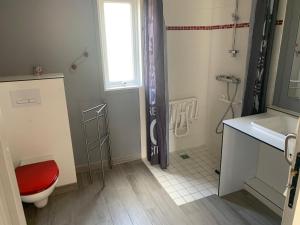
[0,143,26,225]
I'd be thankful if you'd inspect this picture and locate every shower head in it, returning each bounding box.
[216,75,241,84]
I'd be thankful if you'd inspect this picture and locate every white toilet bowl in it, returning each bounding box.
[21,179,58,208]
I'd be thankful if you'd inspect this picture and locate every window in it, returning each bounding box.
[98,0,142,90]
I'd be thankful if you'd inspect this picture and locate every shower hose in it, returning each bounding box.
[215,82,239,134]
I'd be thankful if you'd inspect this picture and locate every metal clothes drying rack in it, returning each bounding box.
[81,104,112,190]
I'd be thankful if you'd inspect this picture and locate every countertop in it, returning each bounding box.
[224,113,286,151]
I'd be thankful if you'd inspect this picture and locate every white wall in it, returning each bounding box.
[206,0,252,157]
[164,0,252,155]
[164,0,212,151]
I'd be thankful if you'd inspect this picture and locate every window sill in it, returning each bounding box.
[104,85,143,95]
[105,85,141,91]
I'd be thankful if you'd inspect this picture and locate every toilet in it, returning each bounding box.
[15,160,59,208]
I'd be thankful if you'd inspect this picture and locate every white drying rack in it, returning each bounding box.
[169,97,200,138]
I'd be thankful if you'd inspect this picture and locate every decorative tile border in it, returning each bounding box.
[166,20,283,31]
[167,22,249,31]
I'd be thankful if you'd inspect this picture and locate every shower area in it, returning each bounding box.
[145,0,250,205]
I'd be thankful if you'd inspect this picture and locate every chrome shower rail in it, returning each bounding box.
[81,103,112,190]
[229,0,240,57]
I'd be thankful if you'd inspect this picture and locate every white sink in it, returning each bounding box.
[251,116,298,139]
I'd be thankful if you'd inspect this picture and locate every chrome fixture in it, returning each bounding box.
[216,74,241,84]
[229,0,240,57]
[215,75,241,134]
[71,50,89,71]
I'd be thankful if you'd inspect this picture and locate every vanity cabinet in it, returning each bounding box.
[219,111,296,215]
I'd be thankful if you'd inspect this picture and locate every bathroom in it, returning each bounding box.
[0,0,300,225]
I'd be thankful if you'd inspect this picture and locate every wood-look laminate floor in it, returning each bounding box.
[24,160,282,225]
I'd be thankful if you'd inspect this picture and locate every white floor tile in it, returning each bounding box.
[178,189,190,196]
[192,192,204,199]
[174,197,186,205]
[173,184,185,191]
[201,189,213,197]
[183,195,195,202]
[186,187,198,194]
[144,147,219,206]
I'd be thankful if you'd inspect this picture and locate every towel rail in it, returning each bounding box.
[81,104,112,190]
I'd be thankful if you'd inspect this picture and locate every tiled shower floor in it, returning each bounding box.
[144,147,219,205]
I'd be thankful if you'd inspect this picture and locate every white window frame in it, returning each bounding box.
[97,0,142,91]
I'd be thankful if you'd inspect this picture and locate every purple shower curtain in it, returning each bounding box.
[143,0,169,169]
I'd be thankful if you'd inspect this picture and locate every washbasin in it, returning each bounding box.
[251,116,298,139]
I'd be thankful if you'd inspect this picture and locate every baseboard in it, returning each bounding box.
[75,154,141,173]
[53,183,78,196]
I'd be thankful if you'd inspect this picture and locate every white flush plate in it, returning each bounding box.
[10,89,41,107]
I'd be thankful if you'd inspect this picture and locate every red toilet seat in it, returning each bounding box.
[15,160,59,196]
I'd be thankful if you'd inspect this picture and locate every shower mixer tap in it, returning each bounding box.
[216,75,241,84]
[215,74,241,135]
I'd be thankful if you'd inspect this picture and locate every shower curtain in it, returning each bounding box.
[242,0,279,116]
[143,0,169,169]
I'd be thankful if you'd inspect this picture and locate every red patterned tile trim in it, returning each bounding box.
[166,20,283,31]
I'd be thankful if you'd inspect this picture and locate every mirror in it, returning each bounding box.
[273,0,300,112]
